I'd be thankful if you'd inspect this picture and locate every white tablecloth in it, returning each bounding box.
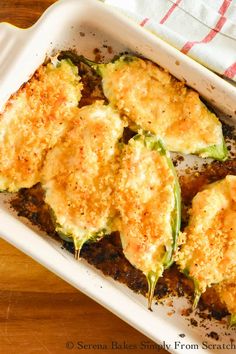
[104,0,236,82]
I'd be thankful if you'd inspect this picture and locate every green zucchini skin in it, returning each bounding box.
[182,268,202,309]
[117,133,181,309]
[230,314,236,327]
[77,54,227,161]
[41,102,124,259]
[56,226,110,259]
[47,200,109,255]
[141,133,181,269]
[48,204,110,256]
[177,176,236,312]
[196,139,228,161]
[0,58,82,192]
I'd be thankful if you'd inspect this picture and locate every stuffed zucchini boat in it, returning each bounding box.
[0,58,82,192]
[114,133,181,309]
[80,54,227,160]
[41,102,124,258]
[176,175,236,309]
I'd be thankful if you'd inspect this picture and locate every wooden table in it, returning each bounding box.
[0,2,169,353]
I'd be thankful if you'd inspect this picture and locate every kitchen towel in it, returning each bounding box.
[103,0,236,82]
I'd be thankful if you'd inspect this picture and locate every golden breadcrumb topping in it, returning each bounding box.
[216,278,236,315]
[42,102,124,242]
[114,137,175,275]
[177,175,236,293]
[0,60,82,192]
[101,57,223,154]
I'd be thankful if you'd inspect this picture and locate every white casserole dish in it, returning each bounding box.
[0,0,236,353]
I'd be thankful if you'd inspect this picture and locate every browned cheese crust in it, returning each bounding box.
[101,57,223,155]
[177,175,236,293]
[0,60,82,192]
[114,137,175,275]
[42,102,124,246]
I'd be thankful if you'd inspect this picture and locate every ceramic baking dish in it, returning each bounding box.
[0,0,236,353]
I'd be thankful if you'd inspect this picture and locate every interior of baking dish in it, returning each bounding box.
[0,1,236,353]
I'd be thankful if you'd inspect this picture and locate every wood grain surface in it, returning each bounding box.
[0,1,170,354]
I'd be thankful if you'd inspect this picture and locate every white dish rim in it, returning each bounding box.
[0,1,236,353]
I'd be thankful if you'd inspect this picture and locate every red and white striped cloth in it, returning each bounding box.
[103,0,236,82]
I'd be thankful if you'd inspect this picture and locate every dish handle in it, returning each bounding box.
[0,23,31,110]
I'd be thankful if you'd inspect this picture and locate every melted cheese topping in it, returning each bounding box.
[114,137,176,275]
[0,60,82,192]
[177,175,236,293]
[42,102,124,242]
[101,56,223,155]
[216,278,236,315]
